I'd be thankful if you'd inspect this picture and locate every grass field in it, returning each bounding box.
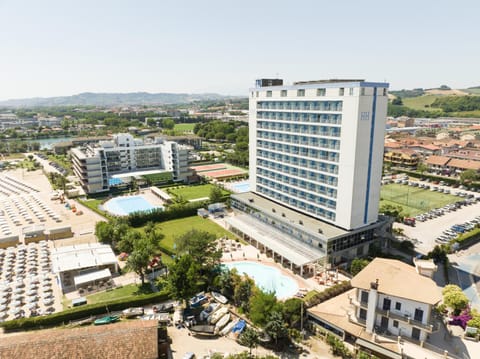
[174,123,195,132]
[153,216,236,252]
[402,95,440,111]
[167,184,228,202]
[84,283,153,305]
[380,183,458,216]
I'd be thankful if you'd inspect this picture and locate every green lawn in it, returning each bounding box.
[167,184,228,202]
[78,198,109,218]
[174,123,195,133]
[402,95,440,111]
[84,283,153,305]
[153,216,236,252]
[380,183,458,216]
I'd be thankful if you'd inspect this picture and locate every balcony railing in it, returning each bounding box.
[375,308,438,332]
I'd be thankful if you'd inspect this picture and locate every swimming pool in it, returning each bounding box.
[103,195,163,216]
[224,261,298,298]
[231,181,250,193]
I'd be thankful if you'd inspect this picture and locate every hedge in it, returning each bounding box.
[392,168,480,189]
[455,228,480,249]
[304,281,352,308]
[127,201,209,227]
[0,290,170,332]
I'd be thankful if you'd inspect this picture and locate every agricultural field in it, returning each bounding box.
[167,183,228,202]
[380,183,458,216]
[153,215,236,252]
[402,95,441,111]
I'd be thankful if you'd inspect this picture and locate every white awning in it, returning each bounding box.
[226,215,325,267]
[74,268,111,287]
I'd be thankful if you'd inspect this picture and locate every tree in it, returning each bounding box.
[379,204,404,221]
[460,169,478,184]
[162,118,175,130]
[116,229,142,254]
[125,236,155,285]
[234,276,255,313]
[165,254,200,304]
[238,327,259,357]
[209,185,223,203]
[391,97,403,106]
[175,229,222,271]
[213,267,240,299]
[282,298,303,328]
[443,284,469,314]
[326,333,353,358]
[350,258,370,276]
[95,218,129,250]
[427,245,448,263]
[416,162,428,175]
[249,290,281,327]
[264,311,288,346]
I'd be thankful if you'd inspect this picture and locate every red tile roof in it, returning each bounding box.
[425,156,451,166]
[448,158,480,170]
[0,320,159,359]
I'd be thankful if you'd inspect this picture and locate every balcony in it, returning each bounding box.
[375,308,438,332]
[348,295,368,309]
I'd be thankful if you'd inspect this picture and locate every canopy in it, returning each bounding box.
[74,268,111,287]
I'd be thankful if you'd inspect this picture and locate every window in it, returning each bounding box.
[297,89,305,97]
[339,88,344,96]
[360,87,366,96]
[414,308,424,322]
[395,302,402,311]
[266,90,272,97]
[393,320,399,328]
[349,88,354,96]
[317,88,326,96]
[383,88,387,96]
[383,298,391,311]
[359,308,367,320]
[281,90,287,97]
[360,290,369,303]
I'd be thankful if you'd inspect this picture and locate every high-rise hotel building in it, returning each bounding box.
[227,79,390,271]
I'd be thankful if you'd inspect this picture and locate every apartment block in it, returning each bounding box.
[71,133,190,194]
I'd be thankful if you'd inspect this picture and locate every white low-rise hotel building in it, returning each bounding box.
[71,133,191,194]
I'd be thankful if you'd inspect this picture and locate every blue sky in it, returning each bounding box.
[0,0,479,100]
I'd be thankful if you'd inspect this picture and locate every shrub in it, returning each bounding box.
[127,201,208,227]
[326,333,353,358]
[304,281,352,308]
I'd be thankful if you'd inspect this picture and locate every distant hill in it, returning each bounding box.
[0,92,231,107]
[389,85,480,118]
[464,86,480,95]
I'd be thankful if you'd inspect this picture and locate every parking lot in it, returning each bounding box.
[393,180,480,254]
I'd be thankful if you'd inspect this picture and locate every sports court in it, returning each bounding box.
[380,184,458,216]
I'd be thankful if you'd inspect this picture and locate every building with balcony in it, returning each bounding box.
[71,133,191,194]
[308,258,443,358]
[383,149,419,168]
[350,258,441,341]
[228,79,391,271]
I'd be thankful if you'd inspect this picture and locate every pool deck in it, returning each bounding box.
[103,189,167,216]
[220,239,348,296]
